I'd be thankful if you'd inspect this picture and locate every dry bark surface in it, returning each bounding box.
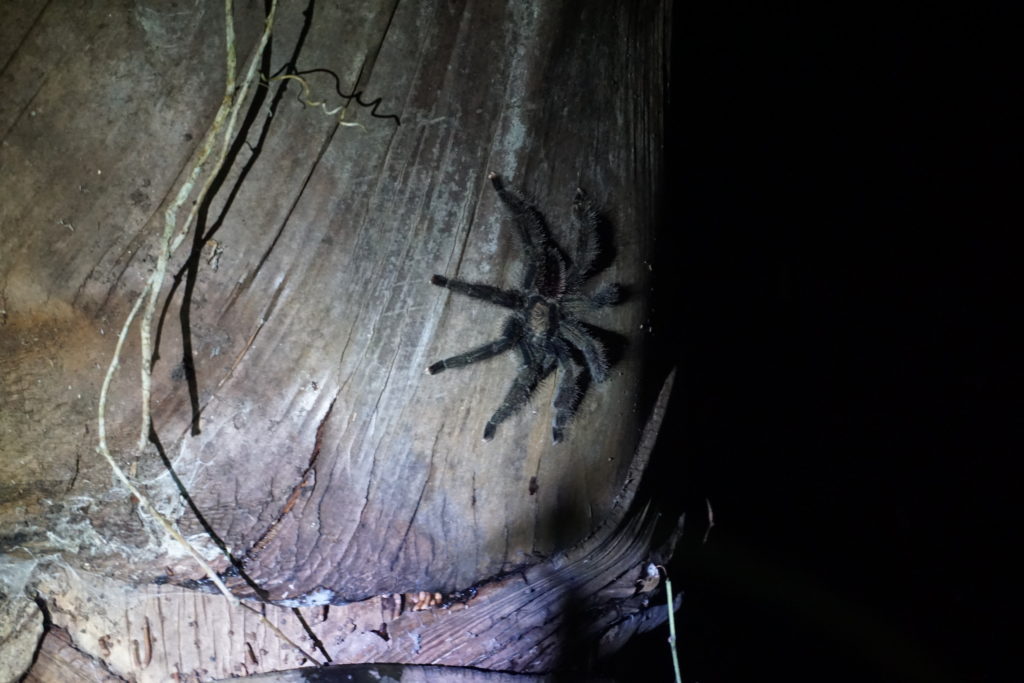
[0,1,672,679]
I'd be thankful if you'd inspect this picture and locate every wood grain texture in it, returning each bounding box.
[22,369,676,681]
[24,394,678,681]
[1,0,670,678]
[234,665,561,683]
[21,627,123,683]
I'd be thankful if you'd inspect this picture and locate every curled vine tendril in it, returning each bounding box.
[264,67,401,127]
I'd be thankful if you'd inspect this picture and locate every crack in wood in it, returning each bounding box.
[247,395,336,560]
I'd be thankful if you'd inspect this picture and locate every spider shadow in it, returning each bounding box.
[587,207,620,278]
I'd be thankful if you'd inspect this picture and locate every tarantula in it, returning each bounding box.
[427,172,622,443]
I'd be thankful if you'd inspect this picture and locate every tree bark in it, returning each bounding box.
[0,0,671,679]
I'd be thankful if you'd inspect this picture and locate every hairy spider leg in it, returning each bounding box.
[489,172,551,289]
[488,173,550,252]
[560,284,622,318]
[551,345,581,443]
[483,351,557,441]
[559,319,610,383]
[430,274,523,309]
[587,283,621,307]
[427,317,523,375]
[427,337,515,375]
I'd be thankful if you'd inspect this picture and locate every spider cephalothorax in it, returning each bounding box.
[427,172,622,443]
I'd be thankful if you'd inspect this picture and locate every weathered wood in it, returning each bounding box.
[229,665,563,683]
[21,627,123,683]
[1,0,670,679]
[0,585,43,682]
[20,371,676,681]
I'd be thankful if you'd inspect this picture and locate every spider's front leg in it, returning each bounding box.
[427,338,514,375]
[427,317,522,375]
[488,172,551,289]
[488,173,549,252]
[430,275,523,309]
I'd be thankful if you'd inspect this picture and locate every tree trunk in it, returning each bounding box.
[0,1,672,679]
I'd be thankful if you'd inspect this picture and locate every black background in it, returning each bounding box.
[604,3,1013,681]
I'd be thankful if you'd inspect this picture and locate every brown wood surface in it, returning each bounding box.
[1,0,671,679]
